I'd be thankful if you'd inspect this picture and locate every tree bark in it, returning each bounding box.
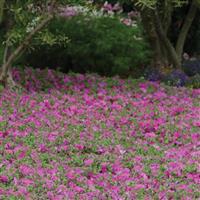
[176,0,197,60]
[0,0,57,88]
[157,0,173,33]
[140,9,164,68]
[141,8,180,69]
[0,0,5,24]
[136,0,197,72]
[0,14,53,87]
[154,10,181,69]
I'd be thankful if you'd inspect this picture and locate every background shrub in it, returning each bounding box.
[144,67,162,82]
[182,60,200,77]
[162,69,189,87]
[186,74,200,89]
[145,67,189,87]
[17,15,150,77]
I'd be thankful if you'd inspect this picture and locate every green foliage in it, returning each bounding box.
[134,0,188,9]
[5,5,70,49]
[19,15,150,77]
[186,74,200,88]
[1,0,90,59]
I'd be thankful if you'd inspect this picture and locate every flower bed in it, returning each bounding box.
[0,68,199,199]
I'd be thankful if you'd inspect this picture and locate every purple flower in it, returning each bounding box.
[0,175,8,183]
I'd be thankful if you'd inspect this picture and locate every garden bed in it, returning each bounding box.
[0,68,199,199]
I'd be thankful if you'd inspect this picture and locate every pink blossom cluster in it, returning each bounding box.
[57,3,139,28]
[59,6,78,18]
[121,11,140,27]
[101,1,122,13]
[0,68,199,199]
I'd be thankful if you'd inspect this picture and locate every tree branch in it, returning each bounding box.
[176,0,197,60]
[154,9,181,68]
[162,0,173,33]
[2,15,53,73]
[0,0,57,85]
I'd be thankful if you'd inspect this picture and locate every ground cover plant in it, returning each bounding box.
[0,68,200,199]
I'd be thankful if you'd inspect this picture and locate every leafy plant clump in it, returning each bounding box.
[186,73,200,89]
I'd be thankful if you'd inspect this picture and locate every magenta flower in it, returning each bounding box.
[75,144,85,151]
[0,68,199,198]
[0,175,8,183]
[59,6,78,18]
[84,159,93,166]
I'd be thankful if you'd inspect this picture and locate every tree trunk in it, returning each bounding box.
[0,3,16,87]
[0,0,57,88]
[0,41,15,87]
[0,14,53,88]
[141,9,163,68]
[0,0,5,24]
[141,8,179,70]
[154,10,181,69]
[176,0,197,61]
[137,0,197,73]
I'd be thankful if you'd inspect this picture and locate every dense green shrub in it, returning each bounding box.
[18,15,150,77]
